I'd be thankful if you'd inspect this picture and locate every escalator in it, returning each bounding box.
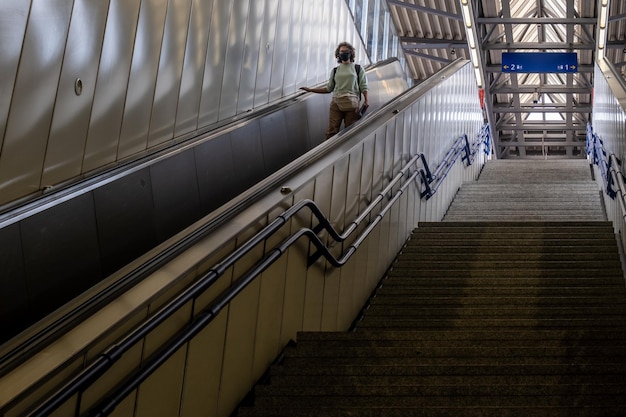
[0,59,408,348]
[0,59,486,417]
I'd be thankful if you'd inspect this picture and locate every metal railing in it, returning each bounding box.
[420,124,490,199]
[587,123,626,219]
[29,152,427,416]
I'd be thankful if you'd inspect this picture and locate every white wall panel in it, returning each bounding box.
[218,0,250,120]
[43,0,110,186]
[83,0,142,172]
[267,0,290,102]
[118,0,168,158]
[197,0,231,126]
[0,0,72,203]
[0,0,31,155]
[283,0,303,96]
[236,0,263,114]
[174,0,214,137]
[148,0,193,147]
[253,0,279,108]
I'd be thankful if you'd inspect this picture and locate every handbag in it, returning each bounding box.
[334,93,360,111]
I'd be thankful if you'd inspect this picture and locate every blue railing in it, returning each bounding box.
[420,123,490,199]
[587,123,619,199]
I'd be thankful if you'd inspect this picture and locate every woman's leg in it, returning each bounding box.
[344,108,361,128]
[325,101,344,139]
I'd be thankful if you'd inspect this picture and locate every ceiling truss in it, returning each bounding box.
[386,0,601,159]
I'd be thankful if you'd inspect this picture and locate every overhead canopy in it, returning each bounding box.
[387,0,626,159]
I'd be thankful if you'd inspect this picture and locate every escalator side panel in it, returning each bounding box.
[0,224,28,338]
[21,194,103,327]
[94,169,158,277]
[150,150,204,242]
[194,132,240,214]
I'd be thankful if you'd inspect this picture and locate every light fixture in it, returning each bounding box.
[460,0,482,87]
[467,27,476,48]
[598,28,606,49]
[600,4,608,29]
[474,67,483,87]
[596,0,611,61]
[462,4,472,28]
[451,48,456,55]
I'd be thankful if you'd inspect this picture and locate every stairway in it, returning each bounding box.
[443,159,606,221]
[236,160,626,416]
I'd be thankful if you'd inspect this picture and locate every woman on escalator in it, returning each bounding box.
[300,41,369,140]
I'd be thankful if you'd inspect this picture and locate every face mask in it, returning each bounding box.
[339,51,351,61]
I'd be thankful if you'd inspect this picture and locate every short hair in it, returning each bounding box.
[335,42,356,63]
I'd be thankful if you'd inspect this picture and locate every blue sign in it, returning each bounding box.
[501,52,578,73]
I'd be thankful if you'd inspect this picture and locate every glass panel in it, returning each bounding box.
[377,2,385,61]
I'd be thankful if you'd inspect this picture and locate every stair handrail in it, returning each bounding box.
[421,124,489,199]
[586,123,626,219]
[27,150,429,417]
[587,123,619,199]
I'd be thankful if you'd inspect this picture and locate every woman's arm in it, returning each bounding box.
[300,86,331,94]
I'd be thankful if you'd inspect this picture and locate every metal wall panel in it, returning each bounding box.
[196,0,232,126]
[134,304,191,417]
[253,0,279,108]
[295,2,311,89]
[217,226,264,417]
[83,0,142,172]
[174,0,214,137]
[148,0,193,147]
[252,206,290,382]
[118,0,169,158]
[42,0,110,187]
[0,0,73,203]
[0,0,30,154]
[321,155,350,330]
[280,182,314,344]
[282,1,303,96]
[237,0,264,114]
[268,0,291,102]
[218,0,250,120]
[336,147,365,328]
[302,166,334,331]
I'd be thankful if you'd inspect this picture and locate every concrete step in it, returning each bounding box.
[238,405,626,417]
